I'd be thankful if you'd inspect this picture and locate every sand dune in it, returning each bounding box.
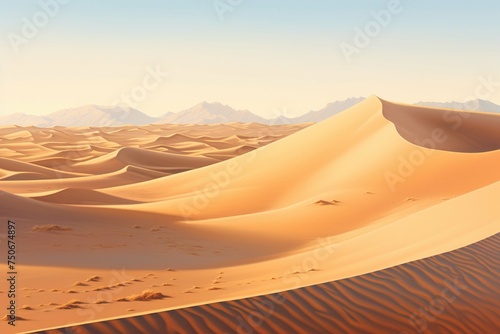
[103,97,500,216]
[71,147,218,174]
[0,157,84,179]
[31,188,142,205]
[3,129,34,140]
[0,97,498,333]
[147,134,197,146]
[35,233,499,334]
[202,145,257,159]
[0,172,54,181]
[0,166,167,195]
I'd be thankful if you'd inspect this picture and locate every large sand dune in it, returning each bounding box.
[0,97,498,333]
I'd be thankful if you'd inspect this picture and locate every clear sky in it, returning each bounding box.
[1,0,499,118]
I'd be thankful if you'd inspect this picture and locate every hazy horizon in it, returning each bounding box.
[1,0,500,118]
[3,96,500,121]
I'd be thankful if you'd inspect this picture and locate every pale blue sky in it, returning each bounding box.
[1,0,499,117]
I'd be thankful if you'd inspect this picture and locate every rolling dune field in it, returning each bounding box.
[0,97,498,333]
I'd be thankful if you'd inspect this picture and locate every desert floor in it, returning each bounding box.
[0,97,498,333]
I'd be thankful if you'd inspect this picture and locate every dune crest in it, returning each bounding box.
[381,98,500,152]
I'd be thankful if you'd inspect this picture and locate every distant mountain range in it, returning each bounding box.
[0,105,157,127]
[415,99,500,113]
[1,98,499,127]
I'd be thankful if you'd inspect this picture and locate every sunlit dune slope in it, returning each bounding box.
[35,233,500,334]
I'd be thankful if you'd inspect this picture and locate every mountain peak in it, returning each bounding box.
[40,105,157,127]
[198,101,215,106]
[157,101,268,124]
